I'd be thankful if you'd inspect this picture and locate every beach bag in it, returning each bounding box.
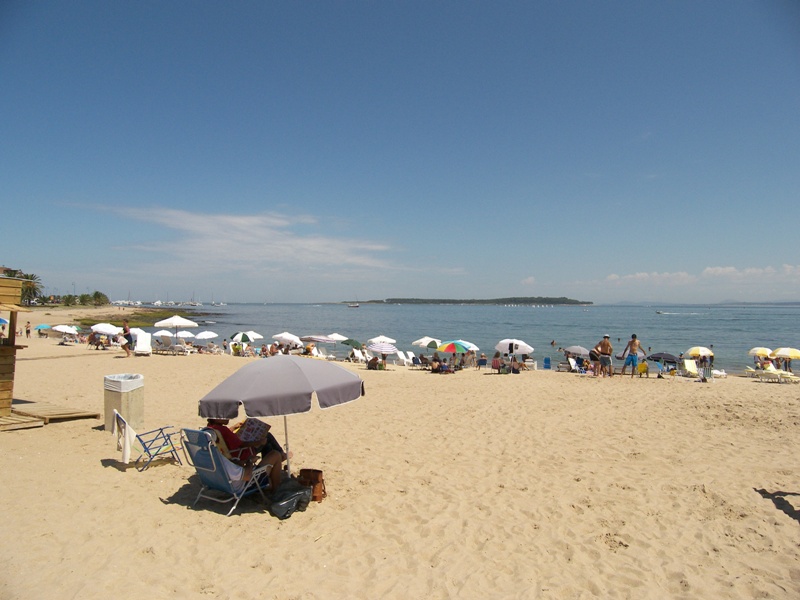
[297,468,327,502]
[269,479,312,520]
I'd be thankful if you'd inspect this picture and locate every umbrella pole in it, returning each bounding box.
[283,414,291,477]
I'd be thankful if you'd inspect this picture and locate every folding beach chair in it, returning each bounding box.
[112,410,182,471]
[180,428,272,516]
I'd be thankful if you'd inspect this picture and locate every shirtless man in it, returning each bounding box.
[594,334,614,377]
[620,334,645,377]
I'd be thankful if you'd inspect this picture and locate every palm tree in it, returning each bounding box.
[92,291,109,306]
[19,273,42,305]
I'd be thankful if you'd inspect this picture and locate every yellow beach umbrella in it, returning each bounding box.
[747,347,773,357]
[685,346,713,357]
[770,347,800,360]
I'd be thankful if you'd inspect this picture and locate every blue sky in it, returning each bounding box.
[2,1,799,304]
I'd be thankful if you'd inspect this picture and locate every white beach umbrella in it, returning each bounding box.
[496,338,534,355]
[272,331,302,346]
[154,314,198,337]
[53,325,79,335]
[195,331,218,340]
[327,333,349,342]
[91,323,122,335]
[176,330,196,339]
[153,330,174,337]
[368,334,396,345]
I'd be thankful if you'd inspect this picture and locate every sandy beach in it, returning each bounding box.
[1,307,798,599]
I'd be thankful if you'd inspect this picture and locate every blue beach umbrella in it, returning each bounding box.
[0,318,8,325]
[34,324,51,330]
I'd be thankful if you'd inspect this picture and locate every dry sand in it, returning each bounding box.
[1,307,799,599]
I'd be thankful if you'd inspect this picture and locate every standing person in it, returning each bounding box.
[593,334,614,377]
[25,321,31,338]
[620,334,645,377]
[122,319,133,358]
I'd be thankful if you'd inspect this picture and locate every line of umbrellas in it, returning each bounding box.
[748,346,800,360]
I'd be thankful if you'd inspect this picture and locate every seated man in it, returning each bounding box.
[367,356,380,370]
[205,418,286,491]
[430,356,442,373]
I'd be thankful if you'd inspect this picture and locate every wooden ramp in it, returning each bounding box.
[0,413,45,431]
[11,400,101,425]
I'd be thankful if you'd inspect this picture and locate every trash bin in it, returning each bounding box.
[104,373,144,432]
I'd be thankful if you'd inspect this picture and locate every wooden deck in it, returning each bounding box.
[10,400,101,425]
[0,412,45,431]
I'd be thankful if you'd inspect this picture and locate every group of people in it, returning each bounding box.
[754,354,792,372]
[587,333,647,378]
[490,351,530,374]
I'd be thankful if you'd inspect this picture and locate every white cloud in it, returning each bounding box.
[521,276,536,285]
[605,271,696,286]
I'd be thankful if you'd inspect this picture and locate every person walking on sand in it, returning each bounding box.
[122,319,132,358]
[593,335,613,377]
[620,334,646,377]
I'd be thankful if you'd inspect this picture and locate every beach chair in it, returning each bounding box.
[133,332,152,356]
[476,357,488,369]
[543,357,551,370]
[112,410,182,471]
[180,428,272,516]
[681,359,699,378]
[395,351,413,367]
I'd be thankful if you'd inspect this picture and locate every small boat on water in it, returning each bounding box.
[348,303,359,308]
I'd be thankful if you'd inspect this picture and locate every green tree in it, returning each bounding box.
[62,294,76,307]
[78,293,92,306]
[92,291,109,306]
[19,273,42,305]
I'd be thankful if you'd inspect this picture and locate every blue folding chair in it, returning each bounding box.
[180,428,272,516]
[112,410,182,471]
[543,357,552,370]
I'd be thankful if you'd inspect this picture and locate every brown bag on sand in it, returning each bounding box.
[297,468,327,502]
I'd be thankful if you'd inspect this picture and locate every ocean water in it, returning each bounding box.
[171,303,800,373]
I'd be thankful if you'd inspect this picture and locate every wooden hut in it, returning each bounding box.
[0,277,31,421]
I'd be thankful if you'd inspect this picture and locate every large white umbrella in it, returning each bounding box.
[53,325,79,335]
[368,334,396,345]
[154,314,198,337]
[91,323,122,335]
[327,333,349,342]
[153,330,174,337]
[496,338,534,355]
[195,331,218,340]
[176,330,196,339]
[198,355,365,475]
[272,331,302,346]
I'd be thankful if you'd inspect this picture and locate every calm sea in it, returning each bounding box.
[167,303,800,373]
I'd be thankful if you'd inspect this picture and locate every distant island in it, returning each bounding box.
[342,297,592,306]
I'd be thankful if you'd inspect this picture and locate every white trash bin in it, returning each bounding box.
[104,373,144,432]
